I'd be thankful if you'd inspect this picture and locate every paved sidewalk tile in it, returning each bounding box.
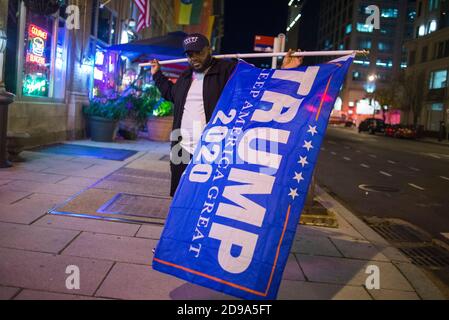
[0,203,48,225]
[278,280,372,300]
[14,290,107,300]
[0,189,32,205]
[135,224,164,239]
[96,262,235,300]
[13,193,68,209]
[330,238,390,262]
[4,180,83,197]
[55,177,98,188]
[296,254,414,292]
[393,261,446,300]
[0,286,20,300]
[0,179,11,186]
[62,232,156,265]
[0,171,65,183]
[282,254,306,281]
[34,215,140,237]
[0,247,113,296]
[367,289,420,300]
[0,222,79,254]
[292,235,342,257]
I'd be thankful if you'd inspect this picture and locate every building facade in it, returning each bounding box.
[1,0,222,148]
[317,0,416,125]
[404,0,449,135]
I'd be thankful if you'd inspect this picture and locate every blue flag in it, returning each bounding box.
[153,55,354,300]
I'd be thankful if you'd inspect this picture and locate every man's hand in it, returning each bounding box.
[150,59,161,75]
[281,49,303,69]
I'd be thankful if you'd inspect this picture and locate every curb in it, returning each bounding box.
[314,185,446,300]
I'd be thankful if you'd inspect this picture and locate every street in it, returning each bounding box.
[317,127,449,244]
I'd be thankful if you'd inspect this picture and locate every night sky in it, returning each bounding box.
[221,0,290,67]
[221,0,321,67]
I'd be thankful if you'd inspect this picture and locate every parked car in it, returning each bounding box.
[384,124,400,137]
[358,118,386,134]
[395,125,417,139]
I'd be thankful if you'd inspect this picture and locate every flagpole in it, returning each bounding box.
[139,50,369,67]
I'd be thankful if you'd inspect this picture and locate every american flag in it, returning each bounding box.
[134,0,151,32]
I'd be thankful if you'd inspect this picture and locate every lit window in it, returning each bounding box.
[429,70,447,89]
[429,20,437,33]
[418,25,426,36]
[381,8,399,18]
[345,24,352,34]
[376,59,393,68]
[356,23,374,33]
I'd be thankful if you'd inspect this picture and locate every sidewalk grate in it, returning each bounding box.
[97,193,171,219]
[370,224,430,242]
[399,246,449,268]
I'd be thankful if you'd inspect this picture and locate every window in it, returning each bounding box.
[429,20,437,33]
[378,42,392,52]
[345,24,352,34]
[381,8,399,18]
[429,0,440,11]
[429,70,447,89]
[427,103,444,131]
[376,59,393,68]
[356,23,373,33]
[358,39,372,49]
[418,24,426,36]
[20,7,67,99]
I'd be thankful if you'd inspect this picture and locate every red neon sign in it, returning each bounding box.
[28,24,48,40]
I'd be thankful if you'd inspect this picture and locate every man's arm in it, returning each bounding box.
[150,59,175,102]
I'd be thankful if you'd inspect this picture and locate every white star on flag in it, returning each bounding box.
[307,125,318,136]
[303,140,314,151]
[293,172,304,183]
[288,188,299,200]
[298,156,308,167]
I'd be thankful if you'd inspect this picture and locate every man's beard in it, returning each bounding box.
[192,55,213,73]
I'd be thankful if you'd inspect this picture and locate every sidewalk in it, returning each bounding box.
[0,138,446,300]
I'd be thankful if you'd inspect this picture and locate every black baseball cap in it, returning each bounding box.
[183,33,210,53]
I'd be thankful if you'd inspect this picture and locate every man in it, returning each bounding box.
[150,33,302,197]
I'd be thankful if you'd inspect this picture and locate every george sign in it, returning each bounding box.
[254,35,275,52]
[153,55,354,300]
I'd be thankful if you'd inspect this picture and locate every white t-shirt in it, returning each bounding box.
[180,71,207,155]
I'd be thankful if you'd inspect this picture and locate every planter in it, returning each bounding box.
[119,118,140,140]
[147,115,173,142]
[89,116,119,142]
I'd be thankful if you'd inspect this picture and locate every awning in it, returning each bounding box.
[108,31,188,63]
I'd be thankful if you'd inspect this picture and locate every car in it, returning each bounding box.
[358,118,386,134]
[395,125,417,139]
[384,124,400,137]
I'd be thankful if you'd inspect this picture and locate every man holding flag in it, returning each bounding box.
[150,33,303,196]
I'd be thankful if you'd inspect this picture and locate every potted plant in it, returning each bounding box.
[82,95,128,142]
[147,98,174,142]
[118,85,160,140]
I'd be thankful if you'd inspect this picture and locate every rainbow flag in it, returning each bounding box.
[175,0,204,25]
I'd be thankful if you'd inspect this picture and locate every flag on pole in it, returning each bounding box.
[174,0,204,25]
[135,0,151,32]
[153,55,355,300]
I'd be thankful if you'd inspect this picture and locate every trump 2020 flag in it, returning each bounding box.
[153,55,354,300]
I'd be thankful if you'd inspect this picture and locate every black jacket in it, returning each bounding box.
[153,58,238,143]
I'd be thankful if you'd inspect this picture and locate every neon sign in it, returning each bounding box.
[29,24,48,40]
[26,24,48,66]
